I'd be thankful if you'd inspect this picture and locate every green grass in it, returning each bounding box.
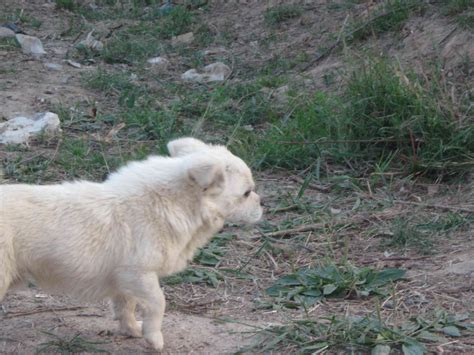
[163,233,234,287]
[70,5,194,64]
[163,267,223,287]
[442,0,473,15]
[37,332,109,353]
[3,155,54,184]
[0,37,21,52]
[264,4,303,26]
[55,0,76,11]
[242,310,472,353]
[101,6,193,63]
[382,214,473,254]
[85,70,141,96]
[441,0,474,29]
[348,0,424,41]
[235,58,473,179]
[0,8,42,29]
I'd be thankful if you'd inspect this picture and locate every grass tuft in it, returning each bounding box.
[264,4,303,26]
[265,263,405,308]
[441,0,474,29]
[55,0,76,11]
[242,310,472,353]
[37,332,110,353]
[237,58,473,179]
[349,0,424,41]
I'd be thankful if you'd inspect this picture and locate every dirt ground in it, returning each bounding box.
[1,0,473,354]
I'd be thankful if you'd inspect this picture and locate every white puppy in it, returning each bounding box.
[0,137,262,350]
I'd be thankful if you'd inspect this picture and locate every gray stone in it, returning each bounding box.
[147,56,170,69]
[66,59,82,68]
[15,34,46,56]
[77,31,104,51]
[0,27,15,38]
[181,62,231,82]
[44,63,63,71]
[172,32,194,45]
[0,112,61,145]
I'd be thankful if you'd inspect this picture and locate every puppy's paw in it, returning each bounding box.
[120,320,143,338]
[144,330,164,350]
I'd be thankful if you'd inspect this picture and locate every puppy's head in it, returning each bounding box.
[168,138,263,224]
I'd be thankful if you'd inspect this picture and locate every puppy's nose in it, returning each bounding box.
[259,195,265,206]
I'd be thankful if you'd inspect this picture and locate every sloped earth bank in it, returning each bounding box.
[1,0,473,353]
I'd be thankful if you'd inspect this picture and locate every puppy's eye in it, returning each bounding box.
[243,190,251,198]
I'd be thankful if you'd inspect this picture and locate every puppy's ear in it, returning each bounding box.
[188,162,225,194]
[168,137,208,157]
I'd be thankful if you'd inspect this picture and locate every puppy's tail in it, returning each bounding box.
[0,225,16,301]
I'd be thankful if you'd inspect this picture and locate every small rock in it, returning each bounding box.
[0,27,15,38]
[0,112,61,145]
[446,260,474,276]
[172,32,194,45]
[15,34,46,56]
[427,184,440,196]
[1,23,24,34]
[330,207,341,215]
[261,85,289,104]
[201,47,227,56]
[181,62,231,82]
[181,69,202,81]
[77,31,103,51]
[44,63,63,71]
[274,85,289,97]
[66,59,82,68]
[147,56,170,69]
[159,0,173,12]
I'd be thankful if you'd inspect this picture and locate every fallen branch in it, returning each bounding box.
[263,223,327,238]
[359,256,431,265]
[289,175,331,193]
[275,138,421,144]
[393,200,474,214]
[4,306,86,319]
[256,215,368,239]
[271,204,299,213]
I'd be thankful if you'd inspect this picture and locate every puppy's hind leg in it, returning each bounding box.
[112,295,142,338]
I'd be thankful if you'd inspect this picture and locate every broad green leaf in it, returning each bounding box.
[197,254,220,266]
[265,285,286,297]
[287,286,306,299]
[442,326,461,337]
[418,330,448,343]
[452,313,469,322]
[275,274,302,286]
[302,289,322,297]
[371,268,406,286]
[402,341,425,355]
[372,344,391,355]
[323,284,338,295]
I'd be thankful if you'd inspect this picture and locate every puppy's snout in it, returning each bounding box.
[254,193,265,207]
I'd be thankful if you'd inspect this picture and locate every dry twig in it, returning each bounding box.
[4,306,86,319]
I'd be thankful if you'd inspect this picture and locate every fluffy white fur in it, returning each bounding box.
[0,138,262,350]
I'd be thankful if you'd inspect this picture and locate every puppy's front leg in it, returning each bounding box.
[116,272,166,350]
[112,295,142,338]
[141,280,166,351]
